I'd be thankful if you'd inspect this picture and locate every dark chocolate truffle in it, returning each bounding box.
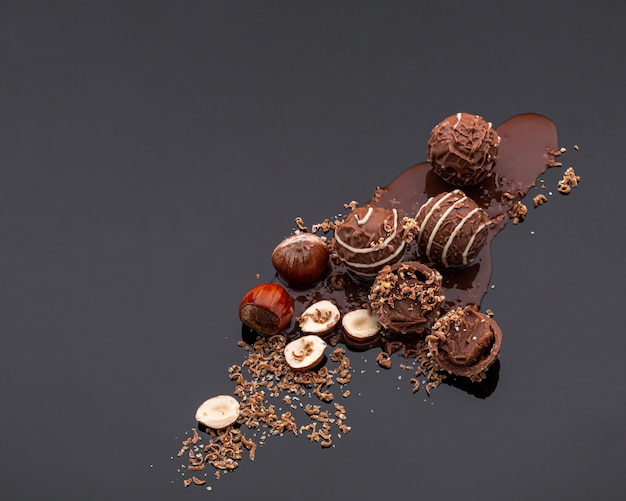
[415,189,490,268]
[332,206,406,279]
[369,261,444,334]
[427,112,500,186]
[426,306,502,380]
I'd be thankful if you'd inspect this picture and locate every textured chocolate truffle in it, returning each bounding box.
[369,261,444,334]
[426,306,502,380]
[415,189,490,268]
[427,112,500,186]
[332,206,406,279]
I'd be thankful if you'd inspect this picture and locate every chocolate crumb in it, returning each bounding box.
[509,201,527,224]
[533,194,548,207]
[295,217,307,232]
[557,167,581,195]
[547,148,562,157]
[311,218,337,234]
[376,351,392,369]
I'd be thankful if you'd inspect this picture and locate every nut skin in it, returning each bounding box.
[271,233,329,287]
[238,282,294,336]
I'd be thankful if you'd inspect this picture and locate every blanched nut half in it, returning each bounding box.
[298,300,341,334]
[342,309,381,340]
[284,334,327,371]
[195,395,241,429]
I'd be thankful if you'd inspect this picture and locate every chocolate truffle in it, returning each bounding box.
[369,261,444,334]
[426,306,502,380]
[427,112,500,186]
[415,189,490,268]
[332,206,406,279]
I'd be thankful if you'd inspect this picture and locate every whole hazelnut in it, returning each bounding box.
[238,282,294,336]
[271,233,329,286]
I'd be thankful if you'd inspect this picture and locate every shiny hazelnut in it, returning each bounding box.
[238,282,294,336]
[271,233,329,286]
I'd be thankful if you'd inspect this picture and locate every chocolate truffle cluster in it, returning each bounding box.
[427,112,500,186]
[237,110,534,386]
[197,111,570,485]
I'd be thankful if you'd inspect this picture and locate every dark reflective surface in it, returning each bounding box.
[2,2,625,500]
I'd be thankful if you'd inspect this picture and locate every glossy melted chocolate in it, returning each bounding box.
[275,113,558,354]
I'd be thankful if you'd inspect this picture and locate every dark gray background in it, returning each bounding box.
[1,1,624,500]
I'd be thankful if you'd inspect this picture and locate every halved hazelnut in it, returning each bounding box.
[342,309,381,340]
[298,300,341,334]
[195,395,240,429]
[271,233,329,286]
[284,334,327,371]
[239,282,294,336]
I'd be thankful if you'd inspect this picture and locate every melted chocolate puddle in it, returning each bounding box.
[274,113,558,356]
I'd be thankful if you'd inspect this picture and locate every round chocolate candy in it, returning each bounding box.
[426,306,502,380]
[415,189,490,268]
[427,112,500,186]
[369,261,444,334]
[332,206,406,279]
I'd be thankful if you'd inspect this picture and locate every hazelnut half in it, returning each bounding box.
[298,300,341,334]
[195,395,240,429]
[238,282,294,336]
[284,334,327,371]
[271,233,329,286]
[342,308,381,340]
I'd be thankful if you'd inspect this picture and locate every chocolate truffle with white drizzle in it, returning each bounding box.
[427,112,500,186]
[415,189,490,269]
[331,205,407,280]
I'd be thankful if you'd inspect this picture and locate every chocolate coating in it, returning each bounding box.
[369,261,444,334]
[415,189,490,268]
[427,306,502,380]
[331,206,406,279]
[427,113,500,186]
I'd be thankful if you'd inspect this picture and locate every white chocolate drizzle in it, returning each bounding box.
[441,207,481,268]
[453,112,462,129]
[334,208,406,277]
[340,240,406,276]
[335,208,399,255]
[416,190,461,247]
[462,222,488,265]
[425,193,467,261]
[353,207,373,225]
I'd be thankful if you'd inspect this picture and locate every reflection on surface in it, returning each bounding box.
[442,359,500,399]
